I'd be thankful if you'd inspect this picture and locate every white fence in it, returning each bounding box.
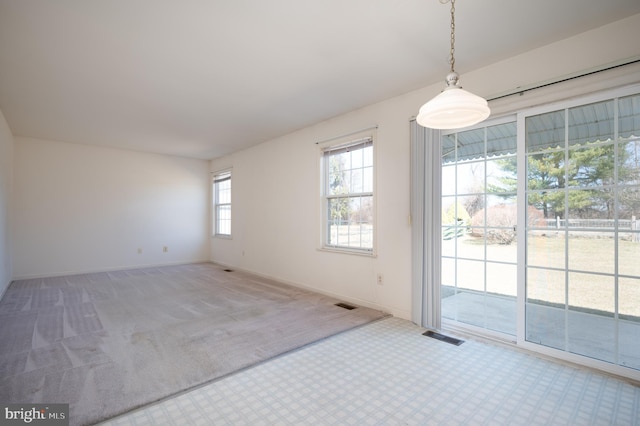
[534,216,640,242]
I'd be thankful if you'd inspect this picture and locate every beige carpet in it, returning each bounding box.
[0,263,388,426]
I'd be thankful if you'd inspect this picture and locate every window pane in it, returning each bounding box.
[527,152,566,189]
[441,230,455,257]
[457,161,484,194]
[566,189,614,220]
[363,145,373,167]
[568,311,615,363]
[351,147,363,168]
[328,157,347,196]
[442,165,455,196]
[218,181,231,204]
[620,277,640,320]
[486,262,517,297]
[620,318,640,370]
[327,195,372,250]
[484,224,517,246]
[485,196,517,223]
[350,168,363,193]
[567,232,614,275]
[618,139,640,185]
[487,156,516,194]
[568,100,614,147]
[349,197,362,220]
[486,238,517,263]
[569,272,615,317]
[328,198,347,231]
[456,259,484,292]
[619,94,640,139]
[442,134,456,164]
[442,196,472,227]
[567,143,616,188]
[567,273,615,362]
[527,267,565,306]
[216,205,231,235]
[526,110,565,153]
[442,257,456,287]
[527,191,564,223]
[454,128,485,162]
[441,196,456,224]
[619,235,640,278]
[456,233,483,261]
[337,150,351,171]
[619,186,640,218]
[464,194,485,227]
[363,166,373,193]
[526,268,566,350]
[527,233,565,270]
[527,204,548,228]
[487,122,517,156]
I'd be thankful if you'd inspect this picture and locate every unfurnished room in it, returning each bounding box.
[1,1,640,425]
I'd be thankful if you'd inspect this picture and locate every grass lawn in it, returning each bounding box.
[443,235,640,318]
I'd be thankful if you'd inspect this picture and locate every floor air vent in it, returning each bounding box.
[422,330,464,346]
[335,302,357,310]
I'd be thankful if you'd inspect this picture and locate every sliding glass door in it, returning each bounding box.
[441,120,518,336]
[524,94,640,370]
[438,87,640,374]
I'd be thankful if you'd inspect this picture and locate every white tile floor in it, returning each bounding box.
[100,317,640,426]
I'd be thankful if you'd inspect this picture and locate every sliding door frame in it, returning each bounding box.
[420,82,640,383]
[515,83,640,383]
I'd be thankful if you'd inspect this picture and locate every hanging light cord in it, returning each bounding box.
[448,0,456,73]
[439,0,456,73]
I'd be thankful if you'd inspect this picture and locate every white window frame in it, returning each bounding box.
[318,130,376,256]
[213,169,232,238]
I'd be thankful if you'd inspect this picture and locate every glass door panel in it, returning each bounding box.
[441,121,518,335]
[524,94,640,371]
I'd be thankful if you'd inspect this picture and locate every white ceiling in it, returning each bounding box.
[1,0,640,160]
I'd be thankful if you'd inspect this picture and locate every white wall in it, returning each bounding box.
[211,14,640,319]
[0,110,14,295]
[13,138,210,278]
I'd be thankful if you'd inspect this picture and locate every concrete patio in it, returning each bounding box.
[442,289,640,371]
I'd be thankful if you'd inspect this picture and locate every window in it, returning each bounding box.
[321,137,374,253]
[213,170,231,237]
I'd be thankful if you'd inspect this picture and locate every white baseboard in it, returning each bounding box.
[11,259,211,281]
[0,278,10,301]
[210,261,409,319]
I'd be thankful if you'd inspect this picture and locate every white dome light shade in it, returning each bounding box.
[417,85,491,130]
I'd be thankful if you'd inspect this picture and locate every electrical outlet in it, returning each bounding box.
[137,248,142,254]
[377,273,384,285]
[163,246,168,253]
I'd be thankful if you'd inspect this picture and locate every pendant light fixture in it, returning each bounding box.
[416,0,490,129]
